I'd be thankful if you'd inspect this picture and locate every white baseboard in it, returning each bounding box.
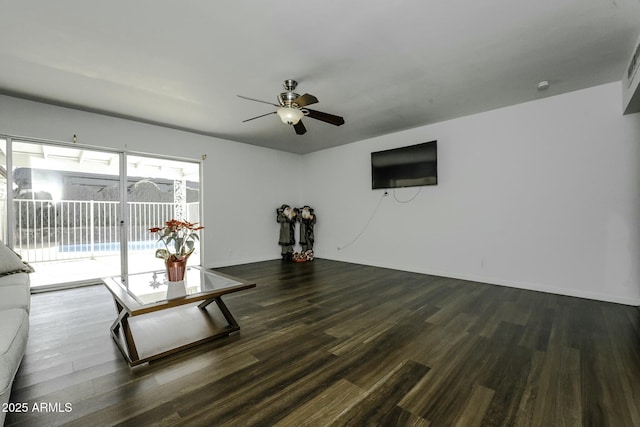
[206,256,278,269]
[327,255,640,306]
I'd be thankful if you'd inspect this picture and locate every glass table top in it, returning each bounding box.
[110,267,244,305]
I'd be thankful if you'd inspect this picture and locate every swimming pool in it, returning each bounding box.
[58,240,163,252]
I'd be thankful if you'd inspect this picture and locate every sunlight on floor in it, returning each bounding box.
[28,253,200,288]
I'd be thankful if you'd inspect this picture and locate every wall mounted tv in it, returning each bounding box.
[371,140,437,189]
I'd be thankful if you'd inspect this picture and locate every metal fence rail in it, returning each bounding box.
[13,200,199,262]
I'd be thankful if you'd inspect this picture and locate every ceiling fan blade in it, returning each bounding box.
[237,95,279,107]
[293,120,307,135]
[305,109,345,126]
[293,93,319,107]
[242,111,276,122]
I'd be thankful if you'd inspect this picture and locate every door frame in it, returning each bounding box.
[0,134,203,289]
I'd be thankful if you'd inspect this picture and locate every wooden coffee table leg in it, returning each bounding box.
[110,305,140,365]
[197,298,214,309]
[113,299,123,314]
[198,296,239,331]
[214,296,239,330]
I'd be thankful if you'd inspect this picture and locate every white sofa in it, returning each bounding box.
[0,243,31,427]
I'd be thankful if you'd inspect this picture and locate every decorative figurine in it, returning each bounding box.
[290,206,316,262]
[276,204,297,261]
[298,205,316,252]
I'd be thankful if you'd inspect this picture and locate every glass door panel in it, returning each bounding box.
[0,139,6,243]
[11,141,121,287]
[126,155,201,274]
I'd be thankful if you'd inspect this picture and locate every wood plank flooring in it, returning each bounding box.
[5,259,640,426]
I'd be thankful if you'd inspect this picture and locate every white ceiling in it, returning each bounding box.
[1,1,639,154]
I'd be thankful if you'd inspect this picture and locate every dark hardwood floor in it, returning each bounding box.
[5,259,640,426]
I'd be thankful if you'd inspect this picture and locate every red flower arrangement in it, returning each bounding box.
[149,219,204,262]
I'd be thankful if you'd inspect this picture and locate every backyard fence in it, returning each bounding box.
[12,200,199,262]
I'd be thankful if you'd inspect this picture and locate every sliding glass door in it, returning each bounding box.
[0,139,7,243]
[1,137,202,289]
[10,140,123,287]
[125,154,201,275]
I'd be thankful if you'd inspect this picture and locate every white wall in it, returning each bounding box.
[0,95,302,268]
[303,82,640,305]
[3,83,640,305]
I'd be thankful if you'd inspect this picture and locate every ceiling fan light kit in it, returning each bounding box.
[277,107,304,125]
[239,79,345,135]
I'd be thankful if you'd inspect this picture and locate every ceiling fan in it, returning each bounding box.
[238,79,345,135]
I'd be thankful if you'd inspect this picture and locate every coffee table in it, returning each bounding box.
[102,266,256,366]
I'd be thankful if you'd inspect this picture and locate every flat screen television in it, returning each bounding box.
[371,141,437,189]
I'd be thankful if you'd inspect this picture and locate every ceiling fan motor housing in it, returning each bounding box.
[278,79,301,106]
[278,91,300,107]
